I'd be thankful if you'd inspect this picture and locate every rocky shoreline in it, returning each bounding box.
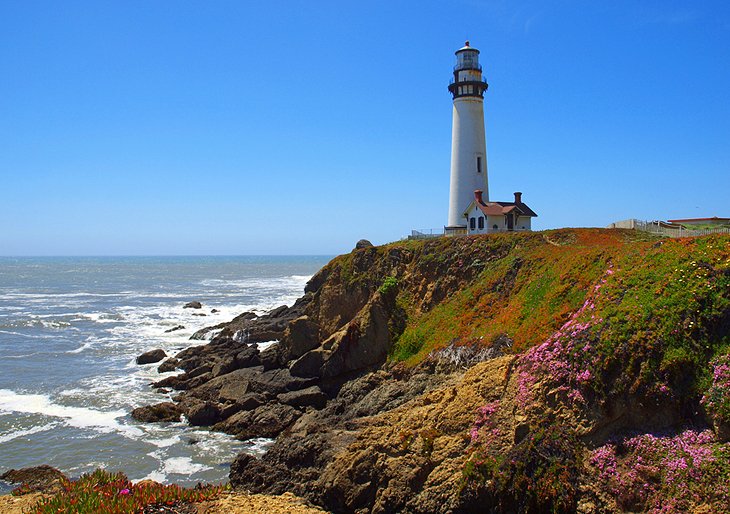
[124,230,730,513]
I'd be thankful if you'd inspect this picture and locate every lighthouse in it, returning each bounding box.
[445,41,489,233]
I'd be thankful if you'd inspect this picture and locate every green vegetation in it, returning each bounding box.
[378,275,398,295]
[24,469,225,514]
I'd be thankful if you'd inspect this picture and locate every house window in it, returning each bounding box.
[477,156,482,174]
[470,217,476,230]
[478,216,484,229]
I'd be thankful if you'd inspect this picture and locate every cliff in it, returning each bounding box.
[137,229,730,513]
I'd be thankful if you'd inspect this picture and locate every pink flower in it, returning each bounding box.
[119,488,130,495]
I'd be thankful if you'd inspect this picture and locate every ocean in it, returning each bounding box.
[0,256,330,493]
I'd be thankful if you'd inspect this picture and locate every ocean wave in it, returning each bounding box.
[0,389,142,438]
[0,329,53,339]
[66,341,93,354]
[199,274,311,289]
[0,422,59,444]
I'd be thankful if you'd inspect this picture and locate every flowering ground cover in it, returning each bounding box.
[376,230,730,512]
[22,469,225,514]
[590,429,730,512]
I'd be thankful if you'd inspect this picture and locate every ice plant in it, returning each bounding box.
[515,267,612,409]
[701,354,730,424]
[29,469,225,514]
[590,429,729,513]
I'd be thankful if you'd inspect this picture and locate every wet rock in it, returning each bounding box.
[215,403,302,440]
[190,327,214,340]
[185,400,222,426]
[211,309,219,313]
[131,402,182,423]
[153,371,211,391]
[192,313,207,317]
[277,385,328,409]
[164,325,185,333]
[248,368,318,396]
[136,349,167,365]
[0,465,66,494]
[183,301,202,309]
[157,358,180,373]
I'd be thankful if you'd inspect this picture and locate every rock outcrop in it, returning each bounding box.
[128,230,730,513]
[136,349,166,365]
[0,465,66,494]
[131,402,182,422]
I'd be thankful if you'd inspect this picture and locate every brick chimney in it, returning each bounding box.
[514,192,522,204]
[474,190,484,204]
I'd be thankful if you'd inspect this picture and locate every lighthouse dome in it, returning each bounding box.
[455,40,480,54]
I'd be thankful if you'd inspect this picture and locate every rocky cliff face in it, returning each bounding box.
[135,229,730,513]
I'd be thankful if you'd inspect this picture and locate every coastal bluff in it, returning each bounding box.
[134,229,730,513]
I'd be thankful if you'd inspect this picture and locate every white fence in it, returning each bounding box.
[409,228,444,240]
[608,219,730,238]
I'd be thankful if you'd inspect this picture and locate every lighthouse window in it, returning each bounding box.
[478,217,484,229]
[477,156,482,174]
[470,217,476,230]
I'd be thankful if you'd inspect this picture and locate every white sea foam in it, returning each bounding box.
[0,422,59,444]
[0,329,52,339]
[241,437,275,454]
[137,470,167,483]
[0,389,142,438]
[162,456,210,475]
[256,340,279,351]
[66,341,93,354]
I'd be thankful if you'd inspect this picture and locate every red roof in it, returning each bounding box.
[667,217,729,223]
[468,190,538,218]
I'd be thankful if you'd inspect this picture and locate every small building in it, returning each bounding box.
[667,217,730,228]
[463,190,537,235]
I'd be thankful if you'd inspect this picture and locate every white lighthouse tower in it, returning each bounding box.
[446,41,489,233]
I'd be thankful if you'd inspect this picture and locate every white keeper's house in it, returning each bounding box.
[445,41,537,236]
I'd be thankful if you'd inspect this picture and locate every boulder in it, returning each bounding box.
[280,316,321,362]
[260,345,284,371]
[277,385,328,409]
[157,358,180,373]
[136,349,167,365]
[248,368,318,396]
[236,346,261,368]
[214,403,301,440]
[183,301,202,309]
[131,402,182,423]
[184,401,222,426]
[211,357,237,378]
[355,239,373,249]
[164,325,185,333]
[289,349,327,378]
[0,465,66,494]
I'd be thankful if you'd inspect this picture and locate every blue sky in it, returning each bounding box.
[1,1,728,255]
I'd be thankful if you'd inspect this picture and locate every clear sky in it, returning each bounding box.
[1,1,728,255]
